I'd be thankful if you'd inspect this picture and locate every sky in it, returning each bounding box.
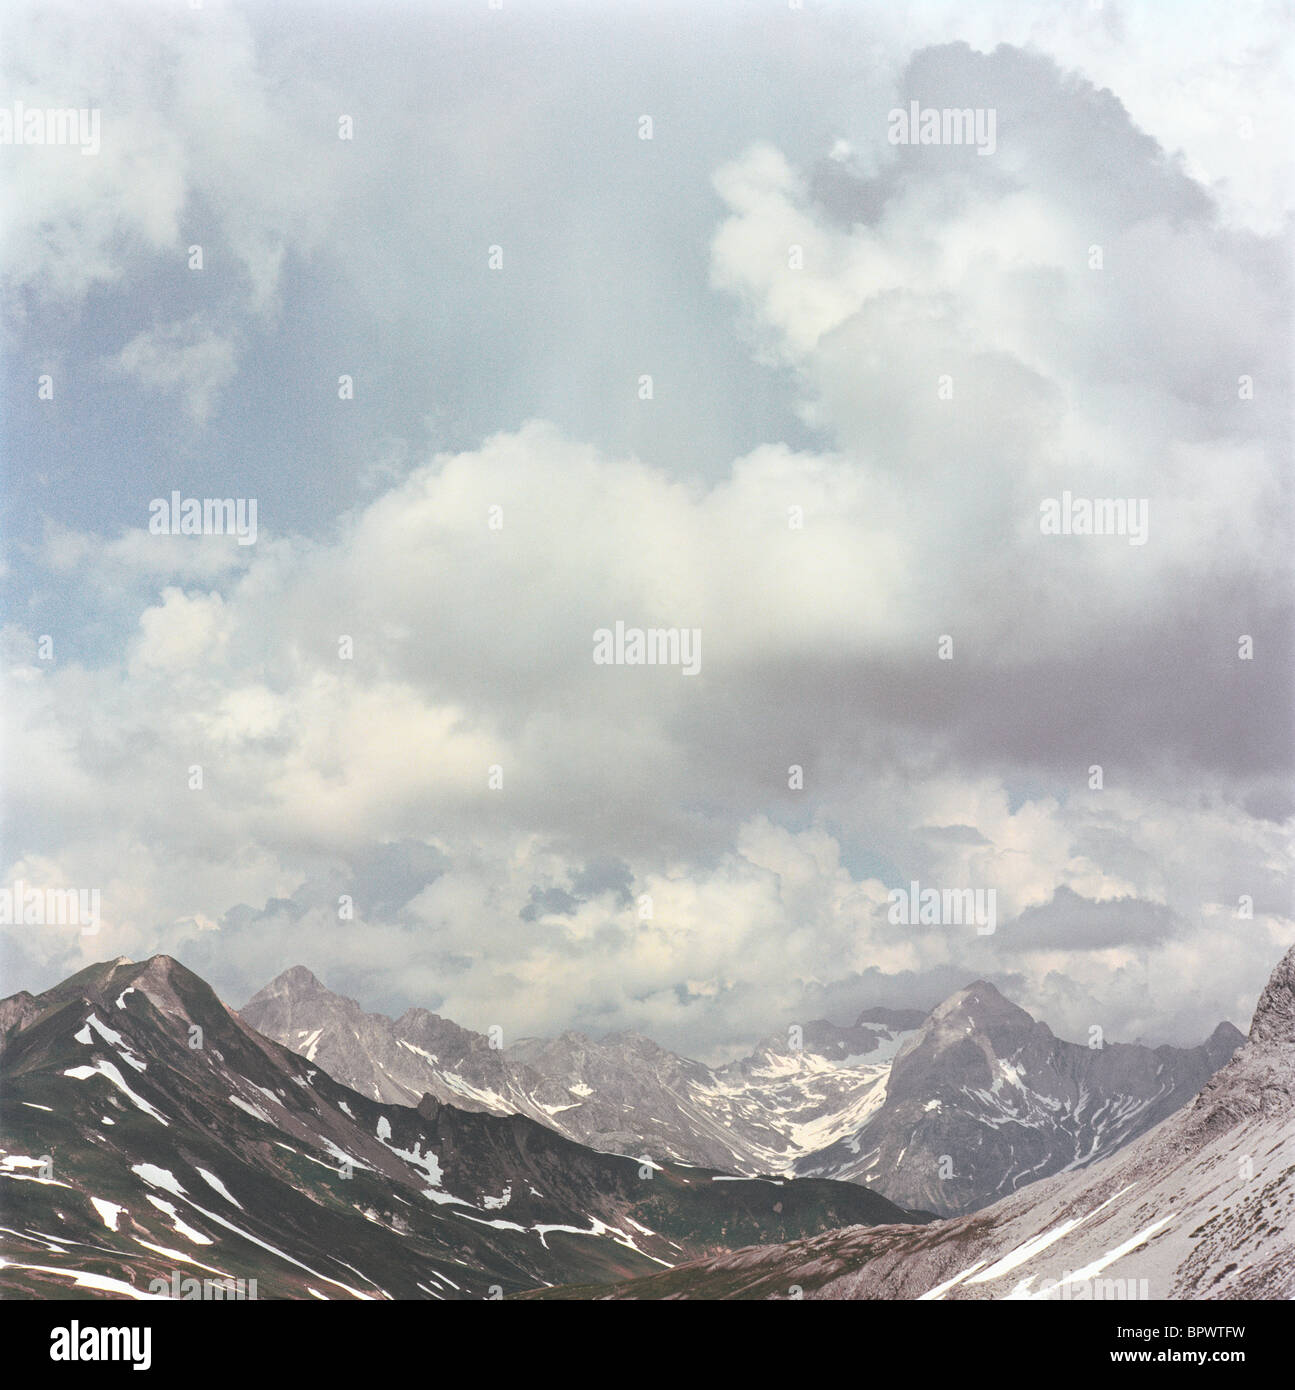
[1,0,1292,1063]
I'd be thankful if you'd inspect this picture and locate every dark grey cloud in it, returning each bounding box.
[520,886,581,923]
[999,884,1180,953]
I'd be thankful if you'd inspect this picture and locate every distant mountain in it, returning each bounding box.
[526,944,1295,1300]
[241,966,923,1177]
[243,966,1240,1215]
[794,979,1244,1215]
[0,956,926,1301]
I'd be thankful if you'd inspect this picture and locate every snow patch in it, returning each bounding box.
[146,1196,212,1245]
[131,1164,187,1199]
[228,1095,272,1122]
[89,1197,126,1232]
[63,1061,167,1124]
[0,1259,166,1300]
[195,1168,243,1209]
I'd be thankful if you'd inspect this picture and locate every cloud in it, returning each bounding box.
[706,43,1292,787]
[2,411,1290,1052]
[0,1,337,309]
[110,317,239,425]
[999,884,1181,953]
[2,22,1291,1057]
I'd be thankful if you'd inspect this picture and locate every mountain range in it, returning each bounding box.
[241,965,1243,1216]
[2,948,1285,1300]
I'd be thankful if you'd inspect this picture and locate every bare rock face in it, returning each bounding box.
[0,991,39,1046]
[1181,944,1295,1142]
[1248,942,1295,1046]
[241,967,510,1111]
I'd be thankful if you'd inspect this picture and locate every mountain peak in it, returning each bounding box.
[1181,946,1295,1143]
[254,964,328,1000]
[599,1029,667,1055]
[1249,943,1295,1047]
[883,980,1040,1094]
[930,979,1034,1030]
[135,953,183,979]
[54,953,174,999]
[121,954,217,1003]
